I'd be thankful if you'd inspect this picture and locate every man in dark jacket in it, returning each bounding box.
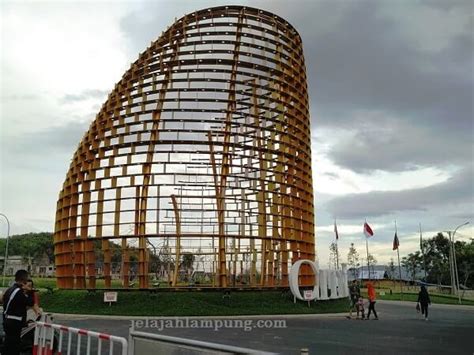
[417,285,431,321]
[2,269,33,355]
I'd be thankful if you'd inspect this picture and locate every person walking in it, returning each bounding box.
[417,285,431,321]
[366,281,378,320]
[347,280,360,319]
[2,269,33,355]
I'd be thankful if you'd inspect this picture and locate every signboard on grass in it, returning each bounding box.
[104,291,118,304]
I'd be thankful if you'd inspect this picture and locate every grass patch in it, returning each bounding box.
[40,290,348,316]
[2,277,57,290]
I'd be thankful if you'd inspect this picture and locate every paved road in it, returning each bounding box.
[52,301,474,354]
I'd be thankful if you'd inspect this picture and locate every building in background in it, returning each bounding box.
[0,255,55,277]
[347,265,425,283]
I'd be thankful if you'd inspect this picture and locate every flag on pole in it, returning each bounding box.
[334,220,339,240]
[393,232,399,250]
[364,222,374,238]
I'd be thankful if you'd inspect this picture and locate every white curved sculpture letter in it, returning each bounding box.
[319,269,328,300]
[289,260,319,301]
[289,260,349,302]
[329,270,338,299]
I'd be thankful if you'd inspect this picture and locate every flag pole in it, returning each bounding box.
[395,220,403,300]
[397,248,403,299]
[365,219,370,280]
[335,218,339,270]
[420,223,427,281]
[365,239,370,280]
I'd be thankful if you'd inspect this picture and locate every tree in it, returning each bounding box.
[423,233,451,285]
[388,258,396,288]
[347,243,360,279]
[398,233,474,288]
[148,252,162,278]
[367,253,377,276]
[181,252,195,280]
[0,232,54,264]
[388,258,396,278]
[194,247,205,273]
[401,251,422,282]
[328,242,338,270]
[452,239,474,289]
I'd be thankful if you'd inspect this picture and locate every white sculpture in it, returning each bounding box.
[289,260,349,302]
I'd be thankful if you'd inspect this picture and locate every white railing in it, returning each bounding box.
[33,321,275,354]
[129,329,276,355]
[33,321,128,355]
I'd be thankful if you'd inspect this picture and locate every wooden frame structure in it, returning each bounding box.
[54,5,314,289]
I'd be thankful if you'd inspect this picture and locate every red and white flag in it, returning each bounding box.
[364,222,374,238]
[334,220,339,240]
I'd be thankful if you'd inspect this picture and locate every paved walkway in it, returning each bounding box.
[52,300,474,354]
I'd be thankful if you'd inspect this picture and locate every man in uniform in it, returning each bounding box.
[2,269,33,355]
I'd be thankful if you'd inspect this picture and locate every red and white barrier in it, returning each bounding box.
[33,321,128,355]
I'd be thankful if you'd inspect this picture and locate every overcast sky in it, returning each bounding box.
[0,0,472,267]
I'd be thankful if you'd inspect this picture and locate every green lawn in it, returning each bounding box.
[40,290,349,316]
[3,277,137,290]
[2,277,57,290]
[2,277,193,290]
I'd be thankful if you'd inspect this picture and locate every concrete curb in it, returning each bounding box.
[51,312,348,321]
[378,299,474,311]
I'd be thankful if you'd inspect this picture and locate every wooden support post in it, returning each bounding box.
[171,195,181,287]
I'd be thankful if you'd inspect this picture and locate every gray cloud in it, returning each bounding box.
[321,172,340,180]
[449,212,474,220]
[3,120,88,170]
[421,0,473,12]
[119,1,225,56]
[61,89,109,103]
[327,116,471,173]
[325,165,474,219]
[303,1,472,129]
[1,94,39,101]
[297,0,472,173]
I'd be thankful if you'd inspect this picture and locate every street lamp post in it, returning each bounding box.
[451,222,469,304]
[0,213,10,287]
[447,231,455,296]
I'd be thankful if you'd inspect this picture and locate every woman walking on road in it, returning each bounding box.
[417,285,431,321]
[366,282,378,320]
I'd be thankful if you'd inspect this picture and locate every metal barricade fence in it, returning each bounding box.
[32,321,275,355]
[33,321,128,355]
[128,329,277,355]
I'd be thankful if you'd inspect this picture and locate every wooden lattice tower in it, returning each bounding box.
[54,5,314,289]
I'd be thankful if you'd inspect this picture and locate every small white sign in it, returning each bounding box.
[303,290,313,300]
[104,292,118,303]
[379,291,386,296]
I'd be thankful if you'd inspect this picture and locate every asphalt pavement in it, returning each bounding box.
[51,300,474,354]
